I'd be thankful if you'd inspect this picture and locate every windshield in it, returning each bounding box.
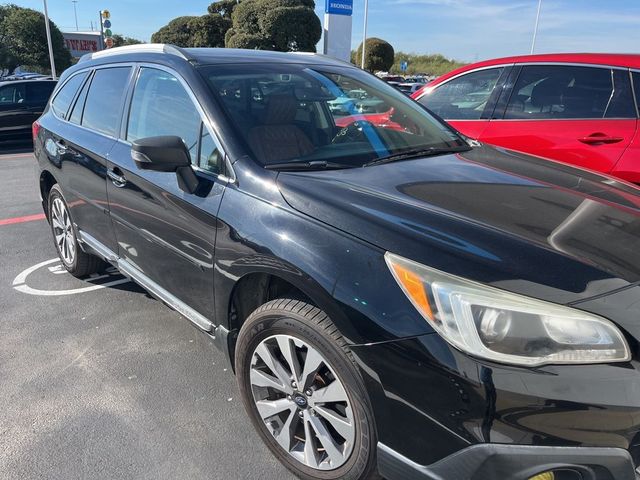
[199,64,466,168]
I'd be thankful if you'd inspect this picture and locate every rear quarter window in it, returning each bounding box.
[51,72,88,120]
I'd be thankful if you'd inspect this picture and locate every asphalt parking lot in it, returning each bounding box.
[0,144,296,479]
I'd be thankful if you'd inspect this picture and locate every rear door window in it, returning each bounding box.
[417,68,504,120]
[51,72,88,119]
[82,67,131,137]
[504,65,634,119]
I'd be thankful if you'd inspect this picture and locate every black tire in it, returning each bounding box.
[48,184,105,277]
[235,299,380,480]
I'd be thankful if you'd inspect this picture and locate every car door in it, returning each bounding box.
[0,82,29,139]
[479,64,637,174]
[415,66,509,139]
[610,71,640,183]
[45,66,132,254]
[106,65,227,320]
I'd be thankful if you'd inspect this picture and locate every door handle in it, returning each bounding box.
[107,168,127,188]
[578,133,624,145]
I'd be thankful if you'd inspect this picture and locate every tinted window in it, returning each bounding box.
[0,83,26,105]
[127,68,201,164]
[69,74,91,125]
[82,67,131,137]
[504,65,631,119]
[418,68,504,120]
[632,72,640,117]
[606,70,636,118]
[51,72,87,119]
[197,123,224,174]
[202,64,466,167]
[26,81,56,104]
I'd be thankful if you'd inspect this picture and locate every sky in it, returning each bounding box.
[11,0,640,62]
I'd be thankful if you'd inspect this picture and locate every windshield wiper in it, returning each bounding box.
[363,145,471,167]
[264,160,354,171]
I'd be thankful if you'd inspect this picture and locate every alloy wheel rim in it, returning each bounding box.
[249,334,355,470]
[51,197,75,265]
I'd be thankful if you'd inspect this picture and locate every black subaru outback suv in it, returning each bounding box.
[33,45,640,480]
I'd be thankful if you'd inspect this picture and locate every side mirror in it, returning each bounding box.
[131,135,199,194]
[131,135,190,171]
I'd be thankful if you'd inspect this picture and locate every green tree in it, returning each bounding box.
[151,14,230,47]
[390,52,466,76]
[226,0,321,52]
[190,14,231,47]
[0,4,71,74]
[208,0,241,19]
[151,16,194,46]
[111,34,144,48]
[354,38,394,73]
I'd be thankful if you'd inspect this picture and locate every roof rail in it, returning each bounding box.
[79,43,193,63]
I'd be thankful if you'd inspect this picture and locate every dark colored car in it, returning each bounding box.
[34,45,640,480]
[0,78,56,142]
[412,54,640,184]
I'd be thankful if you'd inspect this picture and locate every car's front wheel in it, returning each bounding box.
[236,299,379,480]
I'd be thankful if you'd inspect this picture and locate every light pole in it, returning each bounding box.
[72,0,79,31]
[361,0,369,69]
[42,0,57,79]
[530,0,542,54]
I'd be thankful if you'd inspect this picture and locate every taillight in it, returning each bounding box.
[32,121,41,141]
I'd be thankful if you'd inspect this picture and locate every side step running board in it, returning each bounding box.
[77,230,214,332]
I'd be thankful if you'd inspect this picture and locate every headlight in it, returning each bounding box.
[385,252,630,366]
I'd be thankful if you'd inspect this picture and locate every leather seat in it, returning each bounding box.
[248,94,315,163]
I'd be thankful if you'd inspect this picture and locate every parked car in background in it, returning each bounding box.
[0,78,56,142]
[381,75,405,83]
[412,53,640,183]
[396,82,423,95]
[33,44,640,480]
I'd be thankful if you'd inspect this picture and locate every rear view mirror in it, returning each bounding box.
[131,135,198,193]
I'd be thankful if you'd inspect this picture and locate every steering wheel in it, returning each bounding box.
[332,121,374,144]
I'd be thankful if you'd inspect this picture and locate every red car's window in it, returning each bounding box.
[417,68,504,120]
[504,65,635,120]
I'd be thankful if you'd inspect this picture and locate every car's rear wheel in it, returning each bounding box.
[235,299,379,480]
[48,184,105,277]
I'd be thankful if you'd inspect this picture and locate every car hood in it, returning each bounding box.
[276,145,640,306]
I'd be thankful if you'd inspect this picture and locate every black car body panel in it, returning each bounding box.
[32,47,640,479]
[277,145,640,306]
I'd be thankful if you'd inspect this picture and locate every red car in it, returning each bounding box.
[412,53,640,183]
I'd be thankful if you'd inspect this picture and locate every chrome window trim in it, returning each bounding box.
[123,62,235,183]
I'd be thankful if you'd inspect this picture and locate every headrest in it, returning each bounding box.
[264,94,298,125]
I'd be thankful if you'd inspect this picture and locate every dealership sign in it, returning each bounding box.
[62,32,103,58]
[325,0,353,16]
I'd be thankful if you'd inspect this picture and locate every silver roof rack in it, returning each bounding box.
[79,43,192,63]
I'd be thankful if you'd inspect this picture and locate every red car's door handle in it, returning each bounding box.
[578,133,624,145]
